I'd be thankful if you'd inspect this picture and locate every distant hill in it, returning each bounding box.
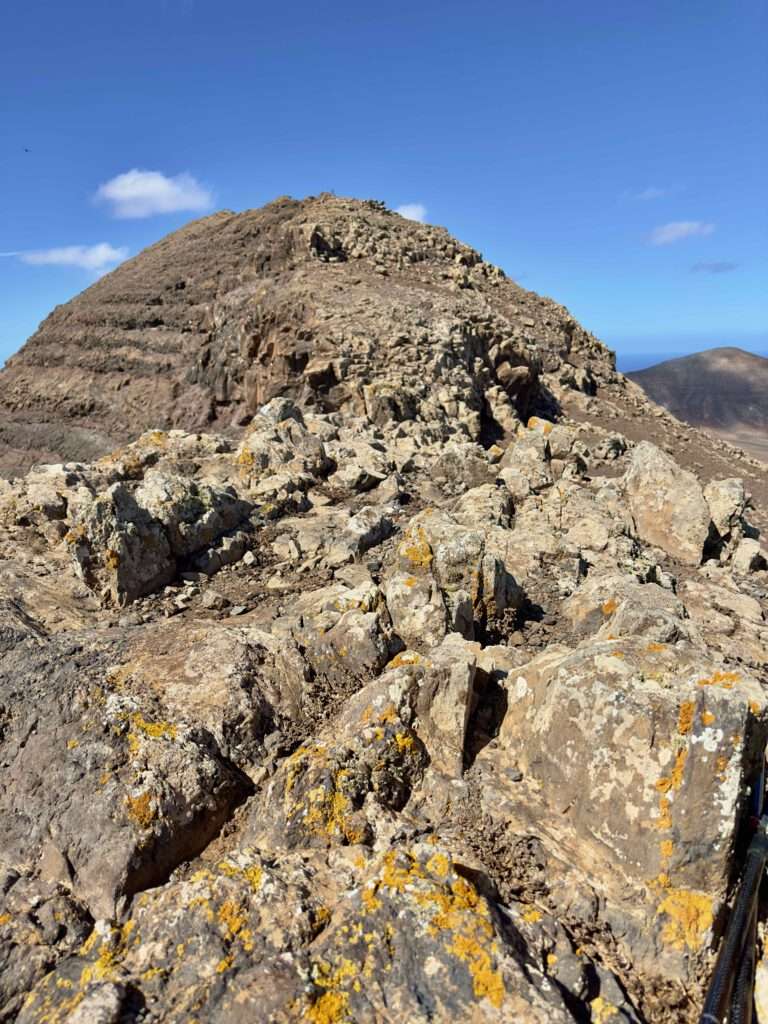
[629,347,768,460]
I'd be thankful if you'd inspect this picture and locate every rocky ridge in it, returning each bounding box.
[0,196,767,1023]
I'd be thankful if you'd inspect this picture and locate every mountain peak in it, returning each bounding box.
[0,194,613,475]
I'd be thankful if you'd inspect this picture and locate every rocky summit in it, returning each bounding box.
[0,194,767,1024]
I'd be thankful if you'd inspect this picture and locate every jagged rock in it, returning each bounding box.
[325,438,392,492]
[704,477,748,541]
[0,634,249,919]
[0,194,766,1023]
[477,637,767,992]
[246,663,427,850]
[384,508,523,649]
[562,572,691,643]
[499,429,553,496]
[732,537,767,574]
[0,865,92,1022]
[413,632,478,776]
[272,576,398,679]
[66,472,252,605]
[272,504,395,570]
[624,441,711,565]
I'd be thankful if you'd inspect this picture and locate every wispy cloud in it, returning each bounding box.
[691,260,738,274]
[95,169,214,218]
[395,203,427,223]
[650,221,714,246]
[632,186,669,201]
[2,243,128,271]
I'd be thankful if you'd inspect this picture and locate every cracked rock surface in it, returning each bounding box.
[0,195,767,1023]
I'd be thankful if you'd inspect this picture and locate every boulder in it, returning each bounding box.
[623,441,711,565]
[0,633,250,919]
[477,638,767,989]
[384,508,523,649]
[66,472,252,605]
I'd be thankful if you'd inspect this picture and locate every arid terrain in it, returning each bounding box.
[0,195,767,1024]
[629,347,768,461]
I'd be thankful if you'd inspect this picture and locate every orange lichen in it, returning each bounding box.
[386,651,423,669]
[697,670,740,690]
[125,791,155,828]
[447,931,505,1009]
[655,749,688,794]
[399,525,433,570]
[701,710,716,726]
[126,713,177,754]
[677,701,695,736]
[601,598,618,616]
[646,642,666,652]
[657,889,713,951]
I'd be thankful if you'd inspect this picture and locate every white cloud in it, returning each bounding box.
[633,186,668,201]
[650,221,714,246]
[395,203,427,223]
[95,169,213,218]
[15,243,128,271]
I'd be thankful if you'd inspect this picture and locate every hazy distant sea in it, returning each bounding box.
[616,348,768,373]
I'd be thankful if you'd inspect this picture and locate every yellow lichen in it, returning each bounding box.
[125,791,155,829]
[305,990,349,1024]
[447,931,505,1009]
[399,525,433,570]
[591,995,619,1023]
[677,701,695,736]
[66,738,79,750]
[386,651,423,669]
[126,713,177,754]
[657,889,713,951]
[655,749,688,794]
[522,907,541,924]
[697,670,740,689]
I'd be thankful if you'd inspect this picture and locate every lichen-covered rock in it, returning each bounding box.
[0,634,249,919]
[0,865,91,1022]
[562,572,691,643]
[384,508,523,649]
[623,441,711,565]
[66,471,252,605]
[413,632,478,777]
[246,664,427,850]
[477,637,767,991]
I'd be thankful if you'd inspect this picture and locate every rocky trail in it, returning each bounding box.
[0,195,767,1023]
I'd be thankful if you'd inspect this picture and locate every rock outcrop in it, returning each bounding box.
[0,196,767,1024]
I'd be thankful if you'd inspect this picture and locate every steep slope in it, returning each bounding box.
[629,347,768,460]
[0,194,612,476]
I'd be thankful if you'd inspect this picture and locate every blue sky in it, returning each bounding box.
[1,0,765,370]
